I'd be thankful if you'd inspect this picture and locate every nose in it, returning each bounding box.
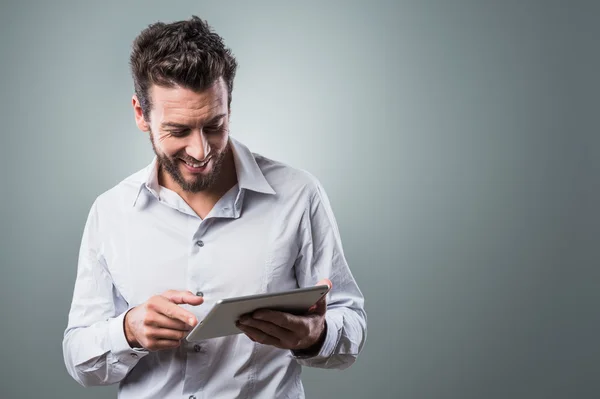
[185,130,210,161]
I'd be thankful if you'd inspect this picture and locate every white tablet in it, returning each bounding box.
[185,285,330,342]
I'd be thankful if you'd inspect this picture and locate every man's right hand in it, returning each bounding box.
[124,290,204,351]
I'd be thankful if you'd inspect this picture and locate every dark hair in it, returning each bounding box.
[130,15,238,121]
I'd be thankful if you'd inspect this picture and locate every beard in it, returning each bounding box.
[149,132,229,193]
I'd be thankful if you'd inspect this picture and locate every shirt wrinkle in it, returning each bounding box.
[62,137,366,398]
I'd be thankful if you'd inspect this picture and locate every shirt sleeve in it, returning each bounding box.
[291,179,367,369]
[62,199,149,387]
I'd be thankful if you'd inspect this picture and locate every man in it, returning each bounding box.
[62,15,366,398]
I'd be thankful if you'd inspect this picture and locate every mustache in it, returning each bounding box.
[176,143,229,164]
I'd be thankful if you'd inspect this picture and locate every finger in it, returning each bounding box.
[147,339,182,352]
[312,294,327,315]
[147,327,189,341]
[162,290,204,306]
[151,296,197,327]
[251,310,297,331]
[146,313,192,331]
[316,278,333,291]
[306,279,331,314]
[236,323,282,347]
[238,316,295,342]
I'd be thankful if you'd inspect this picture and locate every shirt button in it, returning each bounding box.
[196,240,204,247]
[189,396,196,399]
[130,353,138,359]
[195,291,204,297]
[193,344,201,352]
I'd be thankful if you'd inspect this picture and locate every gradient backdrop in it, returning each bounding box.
[1,1,598,398]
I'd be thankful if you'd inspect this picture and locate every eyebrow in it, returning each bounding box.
[161,113,227,129]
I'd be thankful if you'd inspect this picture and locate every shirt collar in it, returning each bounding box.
[132,136,275,208]
[229,136,276,195]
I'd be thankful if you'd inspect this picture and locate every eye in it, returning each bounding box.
[168,129,189,137]
[204,124,224,134]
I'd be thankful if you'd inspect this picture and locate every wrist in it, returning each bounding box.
[124,308,140,348]
[312,321,327,350]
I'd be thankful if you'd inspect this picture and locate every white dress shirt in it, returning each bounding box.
[62,136,367,398]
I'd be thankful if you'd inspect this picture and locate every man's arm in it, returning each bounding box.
[234,178,367,369]
[291,179,367,369]
[62,200,149,387]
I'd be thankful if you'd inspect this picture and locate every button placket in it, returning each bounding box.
[184,223,208,396]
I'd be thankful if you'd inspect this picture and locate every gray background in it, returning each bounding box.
[0,1,598,398]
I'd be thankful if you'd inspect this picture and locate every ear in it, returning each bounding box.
[132,94,150,132]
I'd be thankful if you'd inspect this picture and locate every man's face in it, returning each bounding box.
[135,78,230,193]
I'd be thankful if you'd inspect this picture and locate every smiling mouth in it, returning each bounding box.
[181,158,210,168]
[179,157,212,173]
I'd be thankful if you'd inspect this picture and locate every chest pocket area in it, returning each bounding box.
[264,219,302,293]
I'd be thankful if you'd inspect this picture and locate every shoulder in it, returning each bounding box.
[253,151,325,200]
[252,152,342,239]
[91,162,150,217]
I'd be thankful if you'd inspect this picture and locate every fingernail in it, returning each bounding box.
[189,317,196,326]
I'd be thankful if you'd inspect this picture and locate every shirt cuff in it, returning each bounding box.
[108,308,149,366]
[292,311,342,360]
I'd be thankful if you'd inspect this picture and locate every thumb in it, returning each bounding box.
[162,290,204,306]
[316,278,332,291]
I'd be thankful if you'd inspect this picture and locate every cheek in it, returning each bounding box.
[212,132,229,152]
[158,138,185,157]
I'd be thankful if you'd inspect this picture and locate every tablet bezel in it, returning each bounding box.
[185,284,330,342]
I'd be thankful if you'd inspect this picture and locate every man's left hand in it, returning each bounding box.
[236,279,332,352]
